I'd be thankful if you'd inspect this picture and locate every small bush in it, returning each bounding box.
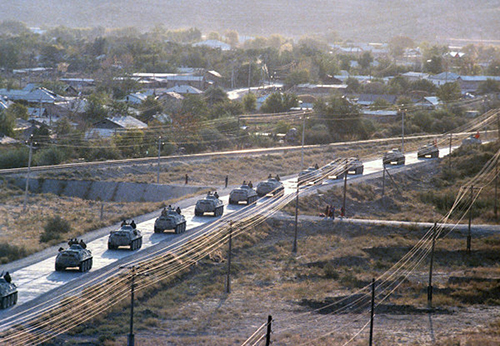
[40,215,72,243]
[0,243,28,264]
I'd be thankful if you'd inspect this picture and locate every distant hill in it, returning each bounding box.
[3,0,500,43]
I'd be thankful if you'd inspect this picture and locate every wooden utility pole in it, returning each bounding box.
[467,185,474,254]
[157,136,162,184]
[128,266,136,346]
[293,186,299,253]
[449,133,453,171]
[382,164,386,198]
[342,158,348,217]
[427,223,437,309]
[23,135,34,212]
[265,315,272,346]
[369,278,376,346]
[495,159,498,222]
[226,222,233,293]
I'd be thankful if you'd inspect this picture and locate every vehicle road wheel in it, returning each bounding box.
[175,225,180,234]
[1,297,6,309]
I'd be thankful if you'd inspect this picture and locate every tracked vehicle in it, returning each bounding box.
[417,143,439,158]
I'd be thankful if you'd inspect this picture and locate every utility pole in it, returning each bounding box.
[157,136,162,184]
[301,113,306,171]
[467,185,474,254]
[342,158,348,217]
[427,223,437,309]
[226,221,233,294]
[248,61,251,93]
[265,315,272,346]
[128,266,137,346]
[292,186,299,254]
[401,107,405,154]
[369,278,376,346]
[237,116,240,150]
[382,165,386,198]
[449,133,453,171]
[23,134,34,211]
[495,159,498,221]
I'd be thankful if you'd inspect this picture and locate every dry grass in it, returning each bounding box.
[53,219,500,345]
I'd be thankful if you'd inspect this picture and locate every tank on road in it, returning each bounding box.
[154,208,187,234]
[256,178,284,197]
[108,225,143,250]
[229,184,259,204]
[417,143,439,158]
[55,240,93,272]
[195,193,224,216]
[0,272,17,309]
[383,149,405,165]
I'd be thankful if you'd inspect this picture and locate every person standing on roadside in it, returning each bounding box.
[185,174,189,184]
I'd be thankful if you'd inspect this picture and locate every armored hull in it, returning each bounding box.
[154,210,187,234]
[229,185,259,204]
[417,144,439,158]
[383,149,405,165]
[256,178,284,197]
[108,225,143,250]
[55,243,93,272]
[195,195,224,216]
[0,276,17,309]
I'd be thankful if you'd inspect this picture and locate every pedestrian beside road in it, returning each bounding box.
[185,174,189,184]
[330,205,335,220]
[324,205,330,218]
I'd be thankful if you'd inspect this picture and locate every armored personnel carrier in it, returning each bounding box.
[298,167,322,185]
[195,193,224,216]
[417,143,439,158]
[383,149,405,165]
[256,178,284,197]
[154,209,187,234]
[55,240,93,272]
[229,185,259,204]
[0,272,17,309]
[108,225,143,250]
[330,157,364,179]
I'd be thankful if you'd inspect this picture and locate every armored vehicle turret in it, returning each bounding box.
[229,185,259,205]
[195,193,224,216]
[256,178,284,197]
[0,272,17,309]
[154,208,187,234]
[55,240,93,272]
[108,225,143,250]
[417,143,439,158]
[298,167,322,185]
[383,149,405,165]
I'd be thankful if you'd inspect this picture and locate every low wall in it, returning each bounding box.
[14,178,209,202]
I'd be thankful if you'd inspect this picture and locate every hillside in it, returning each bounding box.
[3,0,500,43]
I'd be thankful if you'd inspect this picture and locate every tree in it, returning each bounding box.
[477,79,500,95]
[261,93,298,113]
[225,30,239,48]
[487,60,500,76]
[358,52,373,70]
[284,69,309,89]
[139,96,163,121]
[424,55,444,74]
[436,82,462,105]
[204,87,229,107]
[242,93,257,113]
[85,92,109,121]
[0,109,16,136]
[6,103,28,120]
[388,36,414,58]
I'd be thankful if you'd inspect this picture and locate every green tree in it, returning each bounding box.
[6,103,28,120]
[476,79,500,95]
[0,109,16,136]
[437,82,462,105]
[284,69,310,89]
[204,87,229,107]
[424,55,444,74]
[242,93,257,113]
[85,92,109,121]
[358,52,373,70]
[388,36,414,58]
[261,93,298,113]
[139,96,163,121]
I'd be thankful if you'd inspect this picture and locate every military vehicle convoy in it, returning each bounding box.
[417,143,439,158]
[195,193,224,216]
[154,208,187,234]
[298,167,322,185]
[256,178,284,197]
[383,149,405,165]
[461,135,482,147]
[229,184,259,204]
[0,272,17,309]
[55,240,93,272]
[108,225,143,250]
